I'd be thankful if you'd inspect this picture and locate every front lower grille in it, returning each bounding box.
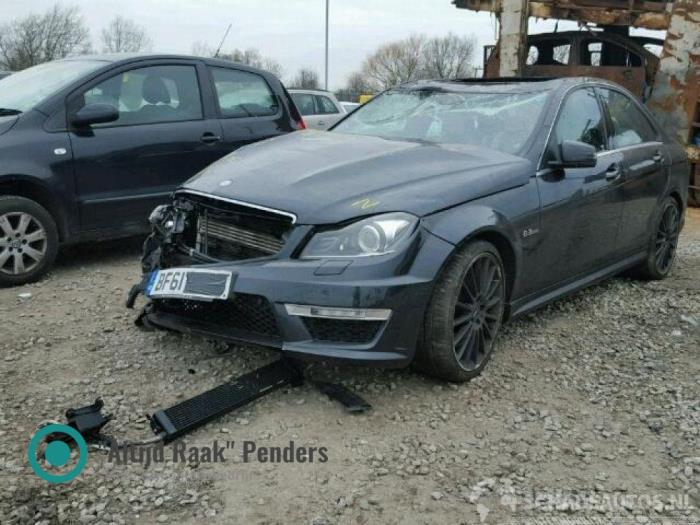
[303,317,383,344]
[153,293,280,337]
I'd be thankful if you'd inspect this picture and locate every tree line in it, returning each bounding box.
[0,4,477,102]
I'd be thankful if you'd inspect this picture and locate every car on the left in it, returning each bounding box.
[0,72,11,81]
[0,55,304,286]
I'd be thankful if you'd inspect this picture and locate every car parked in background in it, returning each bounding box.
[135,77,687,382]
[0,54,303,286]
[0,72,11,80]
[340,101,360,114]
[289,89,346,130]
[484,31,662,100]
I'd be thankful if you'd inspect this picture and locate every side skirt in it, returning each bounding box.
[508,252,647,320]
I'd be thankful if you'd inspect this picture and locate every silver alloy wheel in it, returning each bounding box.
[0,212,48,276]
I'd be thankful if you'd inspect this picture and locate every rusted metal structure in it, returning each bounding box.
[455,0,700,205]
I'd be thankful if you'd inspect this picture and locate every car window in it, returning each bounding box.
[290,93,317,116]
[315,95,338,114]
[211,67,278,118]
[78,65,202,127]
[581,39,642,67]
[334,89,549,155]
[526,40,570,66]
[553,88,606,151]
[598,88,656,148]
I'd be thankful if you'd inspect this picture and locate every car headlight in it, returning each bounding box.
[301,212,418,259]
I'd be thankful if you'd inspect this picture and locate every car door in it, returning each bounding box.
[209,66,289,152]
[68,61,224,232]
[596,86,668,253]
[313,94,345,130]
[535,87,626,287]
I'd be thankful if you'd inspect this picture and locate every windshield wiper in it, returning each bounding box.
[0,108,22,116]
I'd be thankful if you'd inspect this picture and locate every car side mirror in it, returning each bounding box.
[550,140,597,169]
[71,103,119,127]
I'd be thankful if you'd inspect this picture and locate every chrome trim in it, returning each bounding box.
[285,304,392,321]
[176,189,298,224]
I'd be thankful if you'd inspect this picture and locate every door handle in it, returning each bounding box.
[605,163,621,181]
[201,132,222,144]
[317,121,326,126]
[652,151,663,164]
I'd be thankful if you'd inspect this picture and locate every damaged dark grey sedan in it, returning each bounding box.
[130,78,688,382]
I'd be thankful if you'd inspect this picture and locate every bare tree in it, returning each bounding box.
[101,16,152,53]
[216,47,284,78]
[422,33,476,79]
[0,4,91,70]
[291,68,320,89]
[358,33,477,91]
[191,41,215,57]
[335,72,373,102]
[361,34,425,90]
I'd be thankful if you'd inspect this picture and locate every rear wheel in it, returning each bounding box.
[0,196,58,287]
[414,240,506,382]
[632,197,681,280]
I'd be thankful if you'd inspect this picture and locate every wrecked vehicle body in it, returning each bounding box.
[130,77,688,382]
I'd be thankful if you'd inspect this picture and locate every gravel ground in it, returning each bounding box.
[1,209,699,525]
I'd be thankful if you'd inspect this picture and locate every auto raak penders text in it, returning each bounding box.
[107,439,329,468]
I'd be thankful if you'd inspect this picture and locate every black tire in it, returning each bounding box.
[632,197,681,281]
[0,196,58,287]
[414,240,506,383]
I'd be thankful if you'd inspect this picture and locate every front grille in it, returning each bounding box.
[153,293,280,337]
[181,196,292,262]
[303,317,383,344]
[197,216,283,261]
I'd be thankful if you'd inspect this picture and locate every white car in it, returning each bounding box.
[340,101,360,113]
[289,89,346,130]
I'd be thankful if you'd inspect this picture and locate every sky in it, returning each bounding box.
[2,1,664,90]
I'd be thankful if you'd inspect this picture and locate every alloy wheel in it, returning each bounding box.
[0,212,48,276]
[453,253,505,371]
[654,204,679,275]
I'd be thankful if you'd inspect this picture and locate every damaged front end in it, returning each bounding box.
[126,191,298,336]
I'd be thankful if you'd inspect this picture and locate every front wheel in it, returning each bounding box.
[414,240,506,383]
[632,197,681,281]
[0,196,59,287]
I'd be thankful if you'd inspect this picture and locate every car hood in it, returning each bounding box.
[181,130,532,224]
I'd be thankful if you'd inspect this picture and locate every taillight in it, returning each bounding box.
[297,118,306,130]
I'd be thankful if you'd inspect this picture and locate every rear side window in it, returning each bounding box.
[552,88,606,151]
[79,65,203,126]
[526,40,571,66]
[581,39,642,67]
[598,88,656,148]
[315,95,339,114]
[290,93,317,116]
[211,68,278,118]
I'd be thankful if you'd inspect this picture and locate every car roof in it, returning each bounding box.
[396,76,622,93]
[57,53,276,75]
[289,88,333,95]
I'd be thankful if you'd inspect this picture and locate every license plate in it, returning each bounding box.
[146,268,233,301]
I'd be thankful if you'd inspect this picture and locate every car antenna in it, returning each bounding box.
[214,23,232,58]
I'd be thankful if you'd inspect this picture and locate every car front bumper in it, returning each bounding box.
[139,228,454,367]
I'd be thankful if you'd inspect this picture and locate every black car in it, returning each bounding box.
[0,55,303,286]
[0,72,11,80]
[132,77,688,382]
